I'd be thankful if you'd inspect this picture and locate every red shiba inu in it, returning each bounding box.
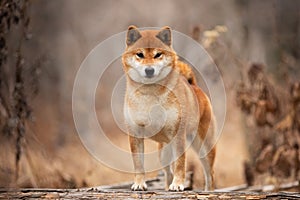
[122,26,216,191]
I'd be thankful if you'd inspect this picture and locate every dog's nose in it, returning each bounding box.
[145,67,155,77]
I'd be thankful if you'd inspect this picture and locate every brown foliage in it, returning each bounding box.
[237,63,280,127]
[237,64,300,186]
[0,0,34,185]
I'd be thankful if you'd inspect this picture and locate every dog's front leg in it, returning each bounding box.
[129,135,147,191]
[169,133,186,191]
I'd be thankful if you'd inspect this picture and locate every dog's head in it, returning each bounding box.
[122,26,177,84]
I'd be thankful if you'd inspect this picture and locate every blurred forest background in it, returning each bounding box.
[0,0,300,190]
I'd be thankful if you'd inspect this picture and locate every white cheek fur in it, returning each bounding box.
[126,56,172,84]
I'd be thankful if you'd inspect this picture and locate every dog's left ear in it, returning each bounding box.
[156,26,172,46]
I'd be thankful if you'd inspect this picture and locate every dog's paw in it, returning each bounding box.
[131,182,147,191]
[168,183,184,191]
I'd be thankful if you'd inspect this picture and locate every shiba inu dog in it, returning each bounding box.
[122,26,216,191]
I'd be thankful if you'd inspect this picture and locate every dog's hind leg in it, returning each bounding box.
[192,117,216,191]
[199,147,215,191]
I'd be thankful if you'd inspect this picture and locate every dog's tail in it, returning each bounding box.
[176,60,197,85]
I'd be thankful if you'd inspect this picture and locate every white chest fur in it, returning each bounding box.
[124,90,180,139]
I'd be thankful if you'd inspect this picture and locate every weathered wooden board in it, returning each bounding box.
[1,173,300,199]
[1,188,300,200]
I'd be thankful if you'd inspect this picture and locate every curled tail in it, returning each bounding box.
[176,60,197,85]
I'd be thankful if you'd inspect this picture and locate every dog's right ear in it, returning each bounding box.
[126,25,142,46]
[156,26,172,46]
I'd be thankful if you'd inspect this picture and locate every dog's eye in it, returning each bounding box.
[154,52,162,59]
[136,53,144,59]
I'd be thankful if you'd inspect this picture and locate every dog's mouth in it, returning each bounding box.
[127,65,172,84]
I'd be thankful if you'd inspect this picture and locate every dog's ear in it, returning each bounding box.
[156,26,172,46]
[126,25,142,46]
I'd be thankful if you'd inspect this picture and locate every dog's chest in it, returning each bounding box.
[124,92,180,137]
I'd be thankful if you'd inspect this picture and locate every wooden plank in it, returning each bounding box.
[1,189,300,199]
[1,173,299,199]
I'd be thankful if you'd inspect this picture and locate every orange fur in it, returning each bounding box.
[177,60,197,85]
[122,26,216,191]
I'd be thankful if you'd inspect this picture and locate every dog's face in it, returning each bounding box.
[122,26,176,84]
[123,47,175,84]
